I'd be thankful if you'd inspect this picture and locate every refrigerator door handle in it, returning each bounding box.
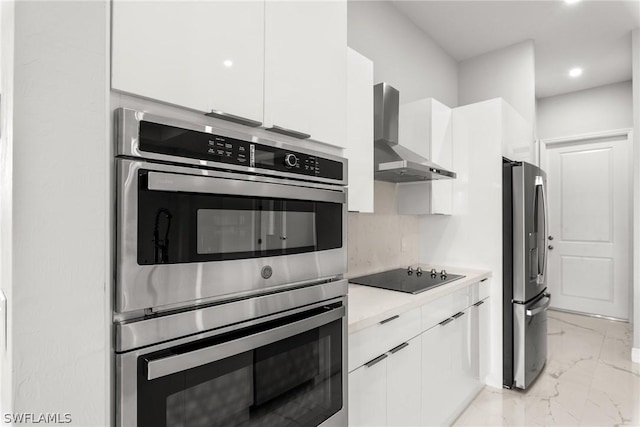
[526,294,551,317]
[535,176,548,285]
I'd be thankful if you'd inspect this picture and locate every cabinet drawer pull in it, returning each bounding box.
[389,342,409,354]
[379,315,399,325]
[266,125,311,140]
[205,110,262,128]
[452,311,465,319]
[439,317,454,326]
[480,278,488,282]
[474,300,485,307]
[365,353,388,368]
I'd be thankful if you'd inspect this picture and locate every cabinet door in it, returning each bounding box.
[349,356,387,427]
[421,318,457,426]
[112,1,264,124]
[453,307,477,405]
[347,48,374,213]
[474,297,490,384]
[264,0,347,147]
[387,338,421,427]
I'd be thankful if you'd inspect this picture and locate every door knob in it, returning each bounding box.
[548,236,554,241]
[548,245,554,250]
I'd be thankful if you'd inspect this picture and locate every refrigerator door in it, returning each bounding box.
[513,162,548,302]
[513,292,550,389]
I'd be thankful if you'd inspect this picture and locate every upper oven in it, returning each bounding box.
[115,109,348,314]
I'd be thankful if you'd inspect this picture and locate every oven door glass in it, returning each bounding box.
[136,170,343,265]
[137,306,343,426]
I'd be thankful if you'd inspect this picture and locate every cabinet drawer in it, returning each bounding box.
[349,307,421,372]
[421,286,470,331]
[469,278,491,305]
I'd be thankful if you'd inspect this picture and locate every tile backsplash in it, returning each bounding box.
[347,181,420,278]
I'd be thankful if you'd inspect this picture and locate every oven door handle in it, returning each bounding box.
[145,305,345,380]
[147,171,346,204]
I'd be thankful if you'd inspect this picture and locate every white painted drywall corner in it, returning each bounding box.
[459,40,535,140]
[537,81,633,140]
[347,0,458,107]
[419,98,505,388]
[0,0,15,417]
[632,28,640,361]
[4,1,111,424]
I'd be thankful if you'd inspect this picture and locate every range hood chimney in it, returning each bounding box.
[373,82,456,182]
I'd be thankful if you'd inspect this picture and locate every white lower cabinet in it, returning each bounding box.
[387,338,422,426]
[349,336,421,427]
[421,307,472,426]
[472,297,491,384]
[349,282,490,426]
[349,355,387,426]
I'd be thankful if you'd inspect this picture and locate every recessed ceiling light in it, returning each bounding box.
[223,60,233,67]
[564,0,582,4]
[568,67,583,78]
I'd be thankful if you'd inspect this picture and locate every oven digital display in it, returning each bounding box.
[255,150,274,166]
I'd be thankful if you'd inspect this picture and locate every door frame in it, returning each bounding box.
[539,128,634,321]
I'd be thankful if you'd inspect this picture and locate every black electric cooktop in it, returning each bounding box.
[349,267,465,294]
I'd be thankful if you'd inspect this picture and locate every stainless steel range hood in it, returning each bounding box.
[374,83,456,182]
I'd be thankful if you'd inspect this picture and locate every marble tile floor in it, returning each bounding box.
[454,310,640,426]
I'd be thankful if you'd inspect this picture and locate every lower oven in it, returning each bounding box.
[116,282,348,427]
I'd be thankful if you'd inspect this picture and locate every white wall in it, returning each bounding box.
[537,81,633,140]
[632,29,640,363]
[459,40,536,137]
[418,99,508,388]
[0,0,15,416]
[347,0,458,107]
[1,1,110,424]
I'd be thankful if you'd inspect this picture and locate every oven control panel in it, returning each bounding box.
[137,120,344,181]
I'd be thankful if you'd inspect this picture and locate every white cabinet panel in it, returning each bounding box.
[397,98,453,215]
[349,307,421,372]
[421,318,455,426]
[473,297,491,384]
[387,338,421,427]
[112,1,265,123]
[346,48,374,212]
[349,357,387,427]
[264,0,347,147]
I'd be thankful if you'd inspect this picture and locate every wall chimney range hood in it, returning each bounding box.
[373,83,456,182]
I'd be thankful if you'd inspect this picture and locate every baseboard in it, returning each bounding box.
[633,347,640,364]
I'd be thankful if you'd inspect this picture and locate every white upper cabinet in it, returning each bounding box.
[264,0,347,147]
[397,98,453,215]
[112,1,265,125]
[346,48,374,212]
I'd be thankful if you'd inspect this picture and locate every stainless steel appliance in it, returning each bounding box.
[114,109,348,426]
[115,108,347,315]
[116,282,348,427]
[373,82,456,182]
[503,159,551,389]
[350,267,465,294]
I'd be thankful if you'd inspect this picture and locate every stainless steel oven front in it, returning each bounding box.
[115,108,348,315]
[116,282,348,427]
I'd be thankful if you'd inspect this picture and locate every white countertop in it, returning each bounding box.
[348,265,492,334]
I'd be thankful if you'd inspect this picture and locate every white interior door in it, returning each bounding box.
[542,132,632,320]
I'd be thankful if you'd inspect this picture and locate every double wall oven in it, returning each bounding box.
[114,109,348,426]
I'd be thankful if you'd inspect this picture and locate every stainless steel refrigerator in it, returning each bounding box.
[503,159,551,389]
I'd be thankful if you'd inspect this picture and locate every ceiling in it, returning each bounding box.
[392,0,640,98]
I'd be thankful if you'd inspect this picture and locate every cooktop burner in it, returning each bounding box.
[349,267,465,294]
